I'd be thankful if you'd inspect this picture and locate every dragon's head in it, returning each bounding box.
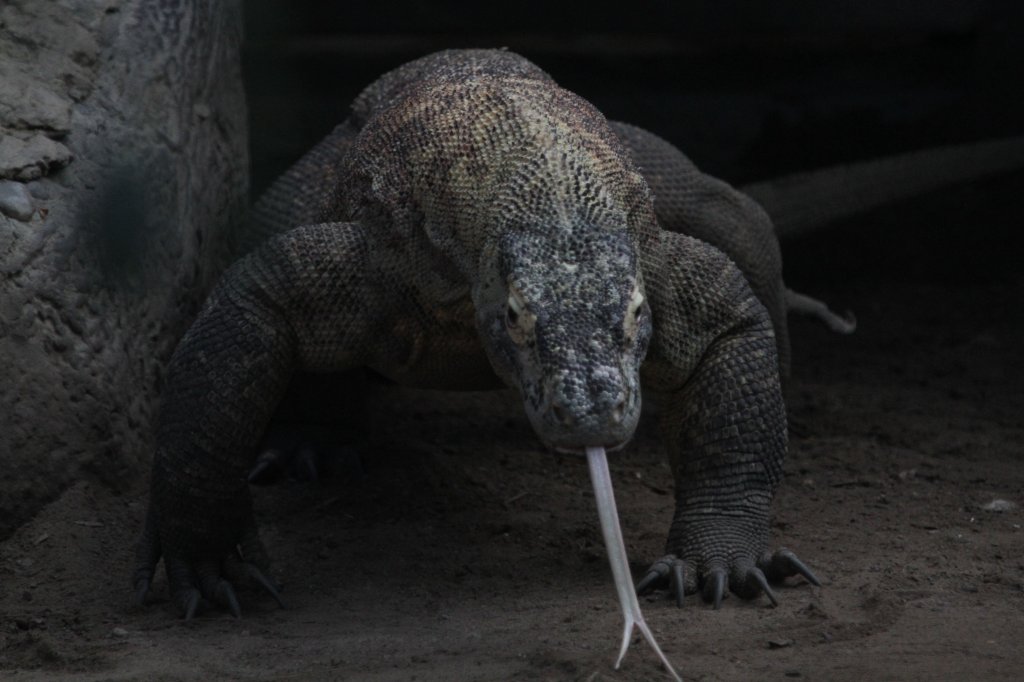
[475,225,651,453]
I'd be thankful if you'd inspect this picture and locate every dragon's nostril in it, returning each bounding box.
[552,403,573,425]
[611,398,626,424]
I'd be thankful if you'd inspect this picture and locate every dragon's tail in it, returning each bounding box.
[741,135,1024,239]
[785,288,856,334]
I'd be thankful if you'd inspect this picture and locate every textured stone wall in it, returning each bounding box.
[0,0,248,537]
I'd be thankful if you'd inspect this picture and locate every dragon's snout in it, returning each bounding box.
[529,370,640,452]
[546,388,629,427]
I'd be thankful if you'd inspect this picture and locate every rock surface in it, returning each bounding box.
[0,0,248,538]
[0,134,74,181]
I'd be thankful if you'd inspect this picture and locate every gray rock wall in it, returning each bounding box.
[0,0,248,537]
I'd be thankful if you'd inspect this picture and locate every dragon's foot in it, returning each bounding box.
[133,506,285,619]
[636,532,819,609]
[634,548,819,606]
[248,426,363,485]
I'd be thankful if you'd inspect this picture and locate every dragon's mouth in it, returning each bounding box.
[553,440,627,456]
[585,446,681,681]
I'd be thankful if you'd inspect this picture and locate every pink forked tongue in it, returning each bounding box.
[585,446,682,682]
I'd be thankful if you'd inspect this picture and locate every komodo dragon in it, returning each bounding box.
[132,48,827,619]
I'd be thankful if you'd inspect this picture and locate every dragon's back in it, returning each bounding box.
[340,50,650,285]
[349,49,556,127]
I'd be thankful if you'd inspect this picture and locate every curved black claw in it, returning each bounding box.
[248,427,363,486]
[749,567,778,607]
[703,568,727,609]
[179,587,201,620]
[636,554,692,607]
[218,580,242,618]
[133,577,150,607]
[636,555,674,595]
[670,560,686,608]
[248,451,282,484]
[759,548,821,587]
[727,562,781,606]
[247,563,286,609]
[236,522,285,609]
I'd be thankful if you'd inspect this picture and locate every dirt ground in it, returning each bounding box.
[1,171,1022,681]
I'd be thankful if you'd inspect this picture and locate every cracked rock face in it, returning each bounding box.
[0,134,74,181]
[0,0,248,538]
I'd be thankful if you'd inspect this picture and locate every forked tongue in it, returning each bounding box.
[585,446,682,681]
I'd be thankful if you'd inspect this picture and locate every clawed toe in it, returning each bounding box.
[175,587,201,620]
[247,563,286,609]
[248,428,362,485]
[248,452,281,484]
[702,568,727,609]
[133,574,152,607]
[670,560,685,608]
[636,555,674,595]
[636,554,691,608]
[760,548,821,587]
[754,568,778,606]
[217,580,242,618]
[737,561,774,606]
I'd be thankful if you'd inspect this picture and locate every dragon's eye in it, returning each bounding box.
[505,285,535,343]
[624,285,645,343]
[506,304,519,328]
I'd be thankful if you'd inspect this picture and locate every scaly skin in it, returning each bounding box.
[134,49,817,618]
[609,122,790,376]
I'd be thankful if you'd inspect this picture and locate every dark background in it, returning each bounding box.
[242,0,1022,193]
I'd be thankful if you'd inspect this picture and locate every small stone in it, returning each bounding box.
[0,180,34,221]
[982,499,1015,512]
[768,638,795,649]
[898,469,917,481]
[111,627,128,638]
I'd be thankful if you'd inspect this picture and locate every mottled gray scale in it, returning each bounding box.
[609,121,790,375]
[240,120,361,255]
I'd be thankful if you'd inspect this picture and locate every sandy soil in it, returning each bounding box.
[1,173,1021,681]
